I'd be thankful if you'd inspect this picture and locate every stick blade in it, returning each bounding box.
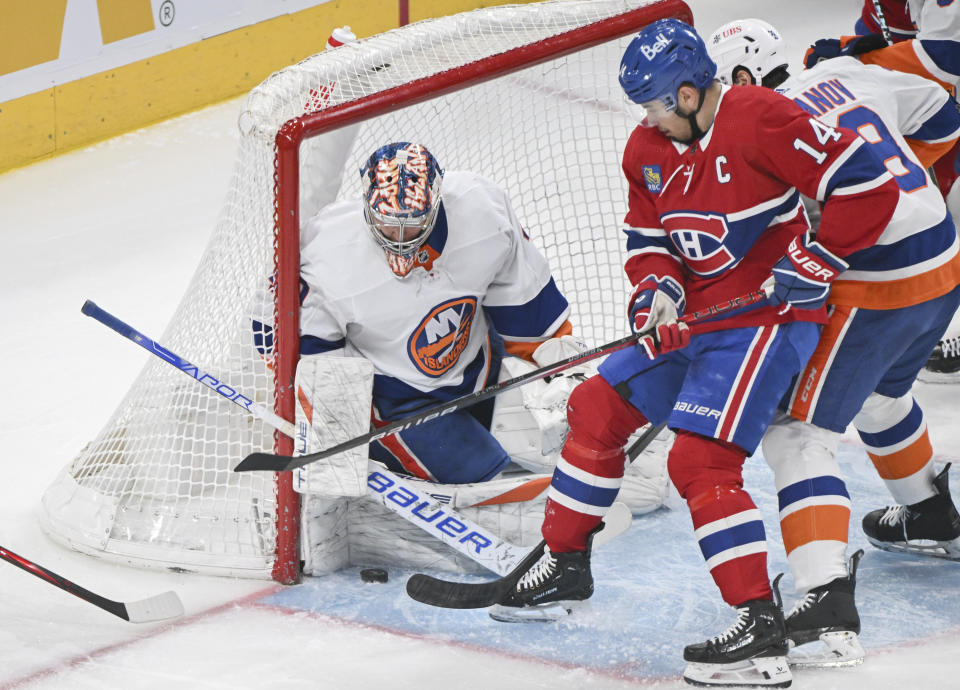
[405,573,508,609]
[234,452,300,472]
[123,590,185,623]
[593,501,632,548]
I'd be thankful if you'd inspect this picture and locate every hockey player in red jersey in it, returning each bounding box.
[856,0,915,42]
[489,18,901,688]
[709,16,960,668]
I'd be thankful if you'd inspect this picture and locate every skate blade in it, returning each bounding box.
[788,631,864,668]
[867,535,960,561]
[488,599,591,623]
[683,655,792,688]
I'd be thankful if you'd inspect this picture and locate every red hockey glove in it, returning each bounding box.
[638,320,691,360]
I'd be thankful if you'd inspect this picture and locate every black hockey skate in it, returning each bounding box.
[918,335,960,383]
[682,575,792,688]
[487,540,594,623]
[862,464,960,560]
[785,550,864,667]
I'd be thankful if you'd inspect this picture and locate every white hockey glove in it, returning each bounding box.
[532,334,594,382]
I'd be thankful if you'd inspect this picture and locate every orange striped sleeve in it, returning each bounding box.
[904,137,959,171]
[860,42,955,91]
[503,319,573,361]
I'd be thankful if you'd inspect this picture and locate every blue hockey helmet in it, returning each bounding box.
[619,19,717,125]
[360,142,444,277]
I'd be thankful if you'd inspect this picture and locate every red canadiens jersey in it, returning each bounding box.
[860,0,960,91]
[621,84,900,332]
[860,0,916,40]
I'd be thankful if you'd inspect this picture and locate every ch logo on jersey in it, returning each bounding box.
[409,297,477,377]
[662,211,737,276]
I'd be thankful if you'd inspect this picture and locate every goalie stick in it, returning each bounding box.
[0,545,184,623]
[81,300,656,575]
[236,288,772,473]
[406,424,666,609]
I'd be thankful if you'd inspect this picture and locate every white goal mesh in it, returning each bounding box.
[40,0,691,581]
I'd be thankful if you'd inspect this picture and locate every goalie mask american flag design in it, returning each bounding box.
[361,142,444,278]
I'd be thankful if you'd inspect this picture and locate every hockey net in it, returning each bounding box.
[40,0,692,582]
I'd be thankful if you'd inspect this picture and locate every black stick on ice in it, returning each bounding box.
[0,545,184,623]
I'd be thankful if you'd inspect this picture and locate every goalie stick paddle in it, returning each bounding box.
[0,545,184,623]
[403,424,662,609]
[236,288,771,473]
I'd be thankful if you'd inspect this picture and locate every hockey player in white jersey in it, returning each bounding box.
[297,141,573,483]
[294,140,668,504]
[709,17,960,667]
[804,0,960,382]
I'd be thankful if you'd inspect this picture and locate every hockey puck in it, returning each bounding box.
[360,568,389,584]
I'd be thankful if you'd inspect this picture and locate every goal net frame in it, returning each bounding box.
[41,0,692,584]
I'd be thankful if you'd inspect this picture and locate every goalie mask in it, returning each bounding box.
[707,19,789,88]
[360,142,444,278]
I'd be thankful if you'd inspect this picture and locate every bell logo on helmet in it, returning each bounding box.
[640,32,671,60]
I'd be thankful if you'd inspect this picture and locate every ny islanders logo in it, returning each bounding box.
[409,297,477,377]
[661,211,737,276]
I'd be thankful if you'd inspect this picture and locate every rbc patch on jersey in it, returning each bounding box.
[642,165,662,193]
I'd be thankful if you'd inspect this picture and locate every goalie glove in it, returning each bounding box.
[767,232,848,313]
[532,335,592,382]
[803,33,889,68]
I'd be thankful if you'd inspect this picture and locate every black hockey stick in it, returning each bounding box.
[871,0,893,45]
[236,288,771,473]
[404,421,666,609]
[0,545,184,623]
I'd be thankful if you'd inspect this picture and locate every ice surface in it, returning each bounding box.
[1,0,958,687]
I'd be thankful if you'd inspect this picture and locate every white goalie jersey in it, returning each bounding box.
[298,170,570,406]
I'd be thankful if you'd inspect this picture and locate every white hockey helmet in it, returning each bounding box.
[707,18,788,87]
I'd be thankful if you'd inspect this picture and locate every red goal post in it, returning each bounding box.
[42,0,692,584]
